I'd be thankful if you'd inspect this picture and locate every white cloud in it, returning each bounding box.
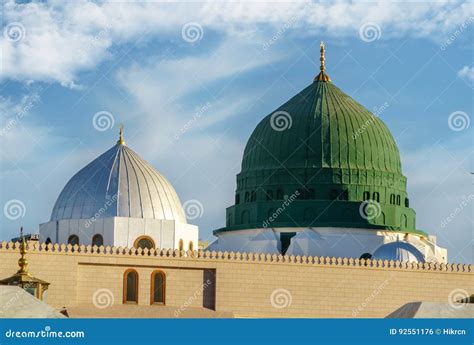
[1,0,473,86]
[401,138,473,263]
[457,65,474,81]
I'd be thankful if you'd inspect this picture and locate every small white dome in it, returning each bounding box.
[50,141,186,223]
[372,240,425,262]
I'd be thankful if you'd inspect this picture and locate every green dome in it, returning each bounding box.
[216,67,421,235]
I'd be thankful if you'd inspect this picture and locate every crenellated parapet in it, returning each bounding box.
[0,241,471,273]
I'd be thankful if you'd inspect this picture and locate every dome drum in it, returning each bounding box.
[219,199,420,235]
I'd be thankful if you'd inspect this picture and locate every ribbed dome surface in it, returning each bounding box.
[242,81,401,173]
[50,143,186,222]
[217,76,418,235]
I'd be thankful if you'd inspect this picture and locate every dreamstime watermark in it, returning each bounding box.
[262,190,300,228]
[352,102,389,139]
[0,92,42,137]
[174,279,212,317]
[270,288,292,309]
[181,22,203,43]
[359,22,382,43]
[3,199,26,220]
[92,111,115,131]
[85,193,119,228]
[4,326,85,339]
[3,22,26,42]
[448,111,470,132]
[270,111,292,131]
[175,102,212,140]
[262,16,297,51]
[440,194,474,229]
[183,199,204,220]
[440,16,474,50]
[447,288,470,309]
[352,277,391,316]
[359,200,381,220]
[92,288,114,309]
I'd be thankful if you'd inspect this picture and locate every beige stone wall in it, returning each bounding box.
[0,242,472,318]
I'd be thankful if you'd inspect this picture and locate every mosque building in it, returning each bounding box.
[208,43,447,263]
[0,43,470,319]
[39,126,199,252]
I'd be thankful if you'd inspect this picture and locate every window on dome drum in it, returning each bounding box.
[250,191,256,202]
[134,236,155,250]
[405,198,410,208]
[92,234,103,247]
[296,188,303,199]
[68,235,79,246]
[276,189,284,200]
[245,192,250,202]
[390,194,395,204]
[266,190,274,200]
[235,194,240,204]
[363,191,370,201]
[188,241,194,251]
[150,271,165,305]
[178,239,184,251]
[340,190,349,201]
[123,269,138,304]
[373,192,380,203]
[396,195,401,206]
[401,214,408,228]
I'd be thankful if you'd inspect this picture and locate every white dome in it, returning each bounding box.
[372,240,425,262]
[50,141,186,223]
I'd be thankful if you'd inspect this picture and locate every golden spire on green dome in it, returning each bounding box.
[315,41,331,82]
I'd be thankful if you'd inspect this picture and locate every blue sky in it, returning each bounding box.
[0,1,472,263]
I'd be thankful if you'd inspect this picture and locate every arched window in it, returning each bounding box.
[276,189,284,200]
[178,239,184,251]
[123,269,138,304]
[266,190,273,200]
[68,235,79,246]
[390,194,395,204]
[134,236,155,250]
[363,191,370,201]
[373,192,380,203]
[401,214,408,229]
[250,191,256,202]
[404,198,410,208]
[150,271,165,305]
[188,241,194,251]
[396,195,401,206]
[341,190,349,201]
[92,234,104,247]
[245,192,250,202]
[235,194,240,204]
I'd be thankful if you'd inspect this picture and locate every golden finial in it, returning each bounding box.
[117,123,126,146]
[17,227,28,274]
[315,41,331,82]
